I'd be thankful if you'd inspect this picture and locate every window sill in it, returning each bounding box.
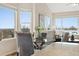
[1,38,15,41]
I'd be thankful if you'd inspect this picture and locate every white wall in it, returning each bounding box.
[0,38,16,56]
[53,11,79,18]
[35,3,52,26]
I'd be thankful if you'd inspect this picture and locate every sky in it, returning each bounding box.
[0,6,15,29]
[0,6,32,29]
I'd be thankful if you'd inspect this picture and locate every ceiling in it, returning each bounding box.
[5,3,33,10]
[5,3,79,13]
[46,3,79,13]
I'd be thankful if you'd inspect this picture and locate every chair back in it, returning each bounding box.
[16,32,34,56]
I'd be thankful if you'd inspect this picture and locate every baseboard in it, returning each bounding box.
[0,50,17,56]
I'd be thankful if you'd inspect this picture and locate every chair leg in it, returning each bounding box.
[16,52,19,56]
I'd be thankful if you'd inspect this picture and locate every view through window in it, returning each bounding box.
[0,6,15,40]
[56,17,78,35]
[44,16,51,30]
[40,15,51,30]
[20,10,32,32]
[56,17,78,30]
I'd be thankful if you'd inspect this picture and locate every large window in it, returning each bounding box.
[63,17,78,30]
[40,15,51,30]
[0,6,15,39]
[56,17,78,30]
[20,10,32,32]
[44,16,51,30]
[56,18,62,30]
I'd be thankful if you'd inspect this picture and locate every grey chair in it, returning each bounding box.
[16,32,34,56]
[63,32,69,42]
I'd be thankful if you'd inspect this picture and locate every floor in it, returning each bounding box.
[8,41,79,56]
[33,42,79,56]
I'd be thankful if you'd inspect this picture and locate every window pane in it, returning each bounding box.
[20,11,32,32]
[56,18,62,30]
[0,6,14,29]
[0,6,15,39]
[40,16,51,30]
[63,17,78,29]
[44,16,51,30]
[56,17,78,30]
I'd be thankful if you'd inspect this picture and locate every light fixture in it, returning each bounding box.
[67,3,79,7]
[71,3,79,6]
